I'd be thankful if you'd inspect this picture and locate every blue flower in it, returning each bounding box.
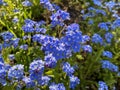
[49,83,65,90]
[69,75,80,89]
[45,41,66,60]
[92,33,103,45]
[105,1,116,11]
[42,42,57,53]
[0,70,6,86]
[82,35,90,44]
[49,83,58,90]
[12,17,19,23]
[22,24,35,33]
[98,81,108,90]
[2,2,8,6]
[22,0,32,7]
[40,0,49,4]
[96,9,106,16]
[4,64,11,71]
[3,41,12,48]
[43,2,55,11]
[38,76,51,86]
[52,50,64,60]
[36,28,46,34]
[8,64,24,80]
[82,12,96,20]
[0,0,4,5]
[44,54,57,68]
[20,44,28,50]
[62,62,75,76]
[50,21,64,27]
[98,22,109,31]
[36,20,46,27]
[52,3,61,11]
[105,32,113,43]
[22,77,35,88]
[0,31,14,42]
[8,54,15,61]
[23,35,31,40]
[24,19,36,26]
[0,44,2,52]
[61,35,74,45]
[71,42,81,53]
[61,24,82,53]
[112,13,119,19]
[0,79,6,86]
[93,0,102,6]
[0,54,4,63]
[81,10,84,14]
[50,10,70,27]
[66,23,80,31]
[102,51,113,58]
[0,62,4,69]
[40,37,67,60]
[29,60,44,81]
[32,34,44,43]
[101,60,119,72]
[88,20,94,25]
[88,7,96,11]
[40,0,54,11]
[0,62,6,86]
[13,9,20,13]
[22,19,36,33]
[56,42,66,51]
[64,32,82,45]
[111,19,120,30]
[12,38,20,48]
[82,45,92,53]
[57,83,66,90]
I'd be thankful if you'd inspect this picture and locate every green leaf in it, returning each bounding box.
[76,54,84,60]
[45,70,54,75]
[0,20,6,26]
[9,29,17,38]
[2,86,14,90]
[47,75,54,78]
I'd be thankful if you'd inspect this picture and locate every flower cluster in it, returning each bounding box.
[40,0,54,11]
[101,60,119,72]
[8,64,24,80]
[98,81,108,90]
[0,62,7,86]
[0,32,20,48]
[102,51,113,58]
[49,83,65,90]
[50,10,70,27]
[0,0,120,89]
[22,0,32,7]
[22,19,46,33]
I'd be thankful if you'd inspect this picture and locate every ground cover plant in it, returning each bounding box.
[0,0,120,90]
